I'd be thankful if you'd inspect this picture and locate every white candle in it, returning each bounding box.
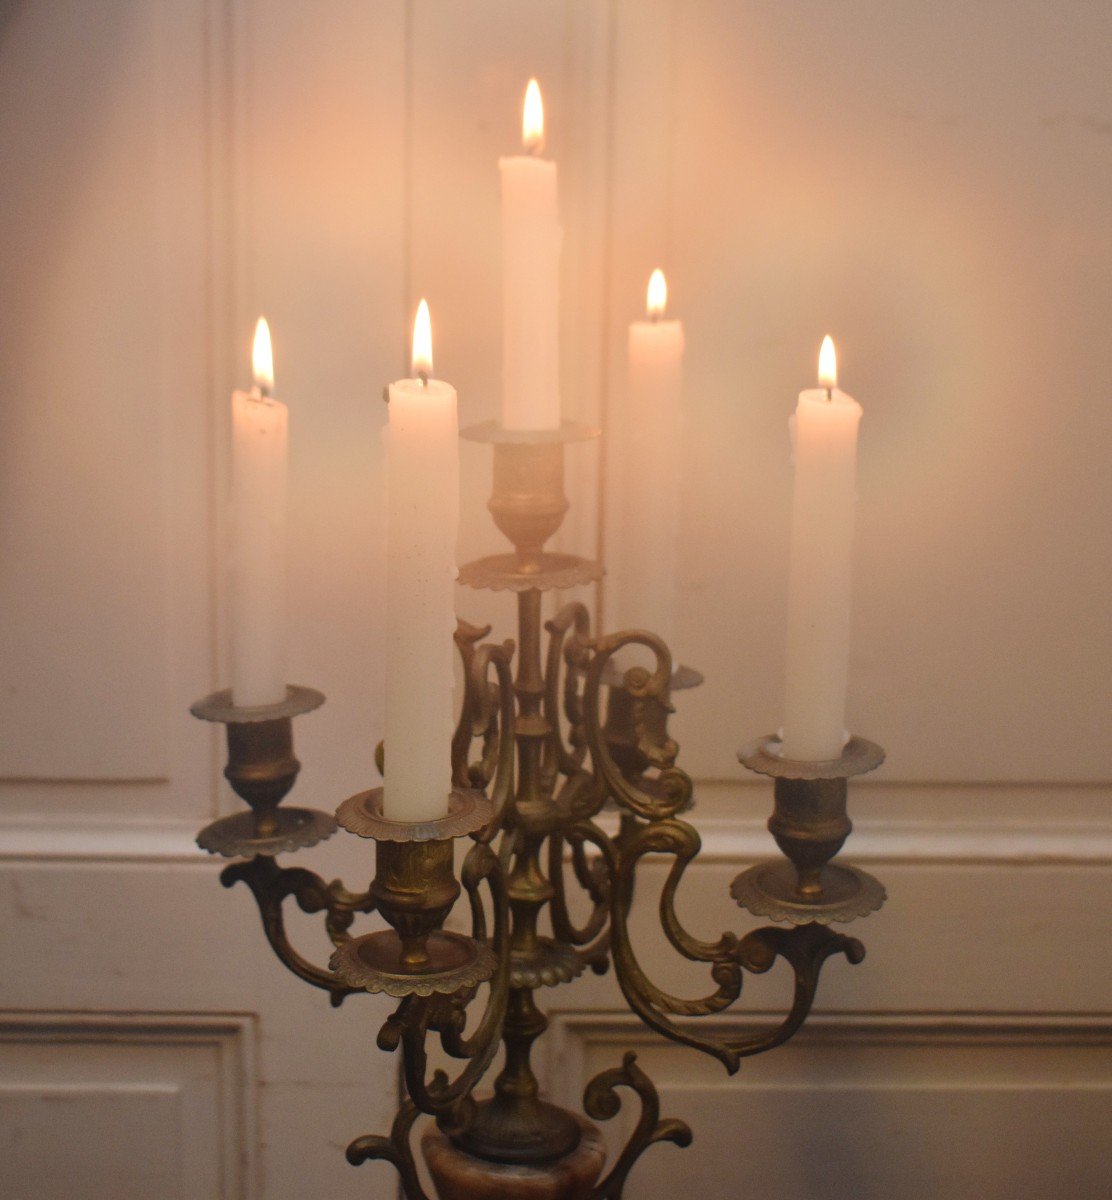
[499,78,562,430]
[383,300,459,821]
[229,316,288,707]
[781,336,862,761]
[616,269,685,655]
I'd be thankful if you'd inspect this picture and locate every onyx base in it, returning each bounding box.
[423,1113,606,1200]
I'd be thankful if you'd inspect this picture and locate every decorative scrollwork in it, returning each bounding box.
[220,856,374,1007]
[589,808,864,1073]
[543,601,594,790]
[347,1101,431,1200]
[452,620,498,790]
[584,1052,692,1199]
[583,630,693,821]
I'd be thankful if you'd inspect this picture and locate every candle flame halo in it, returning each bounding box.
[646,268,668,319]
[818,334,837,391]
[252,316,274,395]
[412,299,433,381]
[522,78,545,153]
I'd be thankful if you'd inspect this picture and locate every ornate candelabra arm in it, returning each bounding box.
[588,810,864,1074]
[220,857,367,1006]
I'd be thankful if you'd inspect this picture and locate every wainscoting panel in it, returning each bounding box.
[548,1014,1112,1200]
[0,1013,254,1200]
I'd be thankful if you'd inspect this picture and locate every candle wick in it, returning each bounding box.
[418,372,429,389]
[825,387,833,402]
[252,384,271,401]
[382,386,391,404]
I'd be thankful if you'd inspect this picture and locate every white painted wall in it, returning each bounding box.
[1,2,1109,1197]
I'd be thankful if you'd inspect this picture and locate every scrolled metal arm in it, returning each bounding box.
[221,856,374,1007]
[581,631,864,1074]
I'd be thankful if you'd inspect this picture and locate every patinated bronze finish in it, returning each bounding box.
[191,423,885,1200]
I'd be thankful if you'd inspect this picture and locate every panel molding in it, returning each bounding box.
[543,1011,1112,1199]
[0,1010,256,1200]
[2,805,1109,863]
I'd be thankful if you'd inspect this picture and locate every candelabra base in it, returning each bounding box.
[423,1113,605,1200]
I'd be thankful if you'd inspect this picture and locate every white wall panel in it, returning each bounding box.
[0,0,214,794]
[549,1015,1112,1200]
[641,0,1112,787]
[0,1013,253,1200]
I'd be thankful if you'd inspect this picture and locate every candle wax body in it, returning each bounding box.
[229,389,288,707]
[614,319,685,662]
[384,377,459,821]
[781,387,862,761]
[499,155,561,430]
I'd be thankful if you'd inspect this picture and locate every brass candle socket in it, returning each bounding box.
[190,685,336,858]
[490,440,567,568]
[733,735,887,924]
[329,786,498,997]
[458,420,602,593]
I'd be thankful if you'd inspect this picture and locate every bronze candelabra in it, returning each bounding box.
[191,420,885,1199]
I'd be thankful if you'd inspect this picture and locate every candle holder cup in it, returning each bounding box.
[733,735,887,924]
[459,420,602,591]
[330,786,498,996]
[191,685,336,857]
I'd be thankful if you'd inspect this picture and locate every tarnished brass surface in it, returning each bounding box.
[330,929,498,997]
[196,806,337,858]
[459,551,602,593]
[189,684,325,724]
[336,786,494,841]
[737,735,885,905]
[730,860,886,924]
[460,419,600,445]
[738,733,885,780]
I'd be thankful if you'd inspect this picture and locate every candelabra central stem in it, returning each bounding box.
[449,584,583,1166]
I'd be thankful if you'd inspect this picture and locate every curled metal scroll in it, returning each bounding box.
[583,630,693,822]
[585,1052,692,1199]
[221,856,375,1007]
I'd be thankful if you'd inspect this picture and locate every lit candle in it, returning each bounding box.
[616,269,685,654]
[780,336,862,761]
[229,316,288,707]
[383,300,459,821]
[499,78,562,430]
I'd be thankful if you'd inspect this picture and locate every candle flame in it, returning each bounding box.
[818,334,837,391]
[412,299,433,380]
[251,316,274,394]
[522,78,545,153]
[646,268,668,319]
